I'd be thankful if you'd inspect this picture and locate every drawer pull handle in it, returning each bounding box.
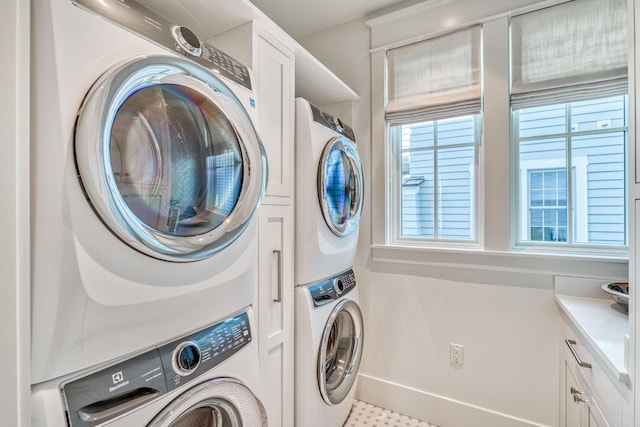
[273,250,283,303]
[570,386,587,403]
[565,339,592,369]
[573,393,587,403]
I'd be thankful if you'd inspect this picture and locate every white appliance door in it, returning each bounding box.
[317,299,364,405]
[75,55,266,261]
[317,137,364,237]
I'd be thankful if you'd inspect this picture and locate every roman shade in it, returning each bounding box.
[386,26,482,125]
[510,0,627,109]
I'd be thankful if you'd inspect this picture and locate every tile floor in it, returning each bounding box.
[344,400,438,427]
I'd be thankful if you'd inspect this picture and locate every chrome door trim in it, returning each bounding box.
[75,55,267,261]
[317,137,364,237]
[317,298,364,405]
[146,378,267,426]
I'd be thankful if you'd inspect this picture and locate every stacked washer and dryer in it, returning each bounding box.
[31,0,268,425]
[294,98,366,427]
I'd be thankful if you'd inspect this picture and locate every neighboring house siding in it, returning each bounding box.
[581,133,625,243]
[401,118,474,238]
[438,146,473,238]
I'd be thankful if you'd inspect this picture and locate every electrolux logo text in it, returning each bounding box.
[109,371,130,392]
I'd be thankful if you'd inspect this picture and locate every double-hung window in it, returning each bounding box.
[386,26,482,244]
[511,0,628,250]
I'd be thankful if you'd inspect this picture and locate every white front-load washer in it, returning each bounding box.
[31,0,266,385]
[32,307,267,426]
[294,98,364,286]
[295,269,364,427]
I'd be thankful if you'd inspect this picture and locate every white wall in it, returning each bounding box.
[299,4,628,426]
[0,0,30,425]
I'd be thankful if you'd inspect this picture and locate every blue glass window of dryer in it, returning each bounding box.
[323,146,356,227]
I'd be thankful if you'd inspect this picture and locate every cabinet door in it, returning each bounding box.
[589,412,604,427]
[257,35,294,203]
[564,359,589,427]
[257,205,294,427]
[587,399,611,427]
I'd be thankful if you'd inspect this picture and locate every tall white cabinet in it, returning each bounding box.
[257,205,293,427]
[210,21,295,427]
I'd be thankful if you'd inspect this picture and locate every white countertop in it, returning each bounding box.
[556,294,629,385]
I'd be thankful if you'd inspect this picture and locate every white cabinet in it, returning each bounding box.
[209,22,295,204]
[209,23,295,427]
[559,313,628,427]
[562,348,608,427]
[257,205,294,427]
[563,357,590,427]
[255,32,294,203]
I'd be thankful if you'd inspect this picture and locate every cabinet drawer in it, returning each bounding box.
[562,320,623,427]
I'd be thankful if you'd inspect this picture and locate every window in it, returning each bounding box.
[386,26,481,244]
[528,169,567,242]
[511,0,627,250]
[514,96,627,246]
[394,115,479,239]
[372,0,629,261]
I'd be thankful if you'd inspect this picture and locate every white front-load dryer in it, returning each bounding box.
[294,98,364,286]
[295,269,364,427]
[32,307,267,427]
[31,0,266,385]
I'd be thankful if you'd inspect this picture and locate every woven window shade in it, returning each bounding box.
[511,0,627,109]
[386,26,481,125]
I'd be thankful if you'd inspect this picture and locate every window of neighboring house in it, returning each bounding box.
[527,168,568,242]
[386,26,482,245]
[511,0,628,250]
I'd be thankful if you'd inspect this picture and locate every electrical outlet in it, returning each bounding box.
[450,343,464,367]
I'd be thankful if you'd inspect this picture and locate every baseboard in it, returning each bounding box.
[355,374,552,427]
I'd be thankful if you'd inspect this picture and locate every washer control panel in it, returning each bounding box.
[72,0,252,90]
[310,103,356,142]
[159,310,251,392]
[61,309,252,426]
[308,269,357,308]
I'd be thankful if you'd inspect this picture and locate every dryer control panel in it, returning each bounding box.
[60,309,252,426]
[72,0,252,90]
[308,269,357,308]
[310,103,356,142]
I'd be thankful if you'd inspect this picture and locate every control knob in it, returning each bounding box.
[173,26,202,57]
[333,117,344,132]
[173,341,201,376]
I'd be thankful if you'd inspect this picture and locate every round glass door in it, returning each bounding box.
[75,56,266,261]
[147,379,267,426]
[317,137,363,237]
[317,299,364,405]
